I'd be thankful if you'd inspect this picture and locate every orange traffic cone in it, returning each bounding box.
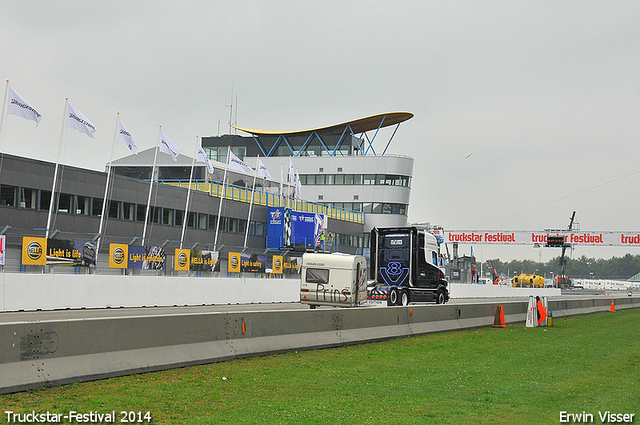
[609,300,616,312]
[492,305,506,328]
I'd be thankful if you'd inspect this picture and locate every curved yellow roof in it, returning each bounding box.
[233,112,414,137]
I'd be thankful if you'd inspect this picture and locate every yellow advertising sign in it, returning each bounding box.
[22,236,47,266]
[228,252,241,273]
[109,243,128,269]
[174,249,190,271]
[272,255,283,274]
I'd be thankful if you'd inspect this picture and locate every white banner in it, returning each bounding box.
[229,151,253,174]
[159,131,181,161]
[445,230,640,247]
[117,120,138,154]
[7,87,42,124]
[67,102,96,138]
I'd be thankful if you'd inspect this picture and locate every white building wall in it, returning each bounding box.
[257,155,414,233]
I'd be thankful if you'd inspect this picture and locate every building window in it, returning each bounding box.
[19,188,37,209]
[198,213,207,229]
[76,196,91,215]
[187,212,197,228]
[136,204,146,222]
[238,219,247,235]
[108,201,120,219]
[40,190,51,211]
[211,146,246,162]
[91,198,102,216]
[0,185,17,207]
[250,221,265,236]
[208,214,218,230]
[162,208,174,225]
[122,202,135,221]
[175,210,184,226]
[149,206,161,224]
[58,193,73,213]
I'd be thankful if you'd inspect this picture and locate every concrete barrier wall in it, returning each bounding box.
[1,295,638,394]
[1,273,562,313]
[0,273,300,312]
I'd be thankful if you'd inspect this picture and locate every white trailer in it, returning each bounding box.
[300,252,368,309]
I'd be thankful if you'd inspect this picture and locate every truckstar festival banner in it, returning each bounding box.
[445,230,640,246]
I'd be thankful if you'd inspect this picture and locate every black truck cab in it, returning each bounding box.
[369,227,449,306]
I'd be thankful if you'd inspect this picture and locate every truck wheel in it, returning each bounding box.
[388,288,399,306]
[401,290,410,306]
[436,289,445,304]
[309,304,317,309]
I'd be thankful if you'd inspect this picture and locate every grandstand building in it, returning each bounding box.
[0,112,413,272]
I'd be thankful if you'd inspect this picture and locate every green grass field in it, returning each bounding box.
[2,308,639,424]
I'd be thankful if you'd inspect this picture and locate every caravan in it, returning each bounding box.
[300,253,368,309]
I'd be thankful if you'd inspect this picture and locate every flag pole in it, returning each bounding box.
[45,98,69,239]
[213,146,231,249]
[95,112,121,262]
[0,81,10,178]
[0,81,9,154]
[180,136,199,249]
[142,126,161,246]
[243,156,260,248]
[280,163,283,208]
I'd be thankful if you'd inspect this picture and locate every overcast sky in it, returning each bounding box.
[2,1,639,263]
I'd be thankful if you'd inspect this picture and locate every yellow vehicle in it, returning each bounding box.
[512,273,545,288]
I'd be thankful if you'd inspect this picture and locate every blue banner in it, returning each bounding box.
[127,245,165,270]
[266,207,325,249]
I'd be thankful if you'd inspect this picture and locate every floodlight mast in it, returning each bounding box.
[559,211,576,288]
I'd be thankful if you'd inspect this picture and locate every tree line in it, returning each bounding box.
[485,253,640,281]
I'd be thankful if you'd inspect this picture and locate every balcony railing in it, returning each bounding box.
[160,179,365,225]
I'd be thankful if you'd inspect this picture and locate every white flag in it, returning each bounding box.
[117,120,138,154]
[296,169,302,198]
[258,159,272,180]
[67,102,96,138]
[7,87,42,124]
[197,144,215,175]
[289,156,295,184]
[229,150,254,174]
[159,131,182,161]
